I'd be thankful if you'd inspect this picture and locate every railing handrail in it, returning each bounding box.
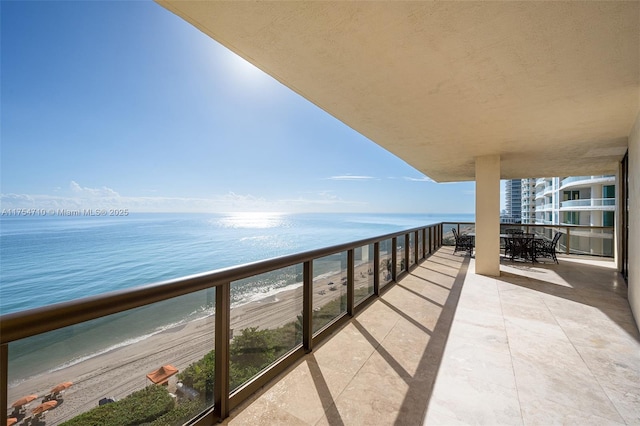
[0,224,431,345]
[0,220,615,424]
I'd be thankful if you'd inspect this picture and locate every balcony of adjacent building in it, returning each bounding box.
[560,185,616,213]
[560,175,616,191]
[560,198,616,211]
[2,222,636,425]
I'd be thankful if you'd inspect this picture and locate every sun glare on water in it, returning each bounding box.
[219,212,285,229]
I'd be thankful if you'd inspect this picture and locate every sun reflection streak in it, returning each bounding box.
[218,212,285,229]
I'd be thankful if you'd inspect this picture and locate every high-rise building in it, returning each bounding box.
[520,178,536,224]
[503,179,522,223]
[532,175,616,255]
[532,175,616,227]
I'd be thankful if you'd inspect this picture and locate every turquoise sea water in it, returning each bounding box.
[0,212,473,384]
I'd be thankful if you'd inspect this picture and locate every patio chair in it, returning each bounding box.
[508,234,535,262]
[534,232,561,263]
[452,228,474,255]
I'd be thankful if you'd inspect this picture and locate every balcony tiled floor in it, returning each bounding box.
[222,247,640,425]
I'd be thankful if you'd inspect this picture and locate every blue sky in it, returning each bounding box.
[1,1,479,214]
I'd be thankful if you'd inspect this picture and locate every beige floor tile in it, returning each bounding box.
[439,339,517,390]
[220,249,639,426]
[352,301,399,339]
[313,323,375,376]
[512,356,624,424]
[228,360,333,425]
[224,396,308,425]
[446,319,510,355]
[378,322,431,377]
[426,373,522,426]
[453,305,506,330]
[519,397,626,426]
[600,383,640,425]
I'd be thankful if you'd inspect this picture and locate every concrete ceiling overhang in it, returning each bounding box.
[156,1,639,182]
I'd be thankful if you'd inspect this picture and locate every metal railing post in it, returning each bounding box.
[404,233,410,272]
[391,237,398,282]
[373,242,380,295]
[566,227,571,255]
[1,343,7,426]
[214,283,231,421]
[303,261,313,352]
[347,249,354,316]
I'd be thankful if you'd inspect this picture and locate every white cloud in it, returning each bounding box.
[70,181,120,198]
[0,184,365,214]
[326,175,375,181]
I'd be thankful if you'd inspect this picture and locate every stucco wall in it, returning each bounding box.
[628,112,640,330]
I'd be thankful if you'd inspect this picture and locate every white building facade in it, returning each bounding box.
[531,175,616,255]
[520,178,536,224]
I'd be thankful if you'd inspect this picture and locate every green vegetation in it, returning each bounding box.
[179,321,300,392]
[61,386,174,426]
[178,350,215,398]
[147,400,206,426]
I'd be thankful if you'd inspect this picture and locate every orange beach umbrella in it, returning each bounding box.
[50,381,73,393]
[146,365,179,385]
[11,394,37,407]
[32,400,58,415]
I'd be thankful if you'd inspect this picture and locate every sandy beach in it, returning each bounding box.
[7,262,378,425]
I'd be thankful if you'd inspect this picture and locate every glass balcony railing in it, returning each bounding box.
[312,251,348,335]
[442,222,614,258]
[0,224,443,425]
[560,198,616,208]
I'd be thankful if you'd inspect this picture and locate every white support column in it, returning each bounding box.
[475,155,501,276]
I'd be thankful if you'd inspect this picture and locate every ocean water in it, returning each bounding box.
[0,212,473,385]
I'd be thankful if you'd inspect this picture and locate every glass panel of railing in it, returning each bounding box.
[556,227,567,253]
[459,223,475,236]
[396,235,406,275]
[354,244,375,306]
[568,228,614,257]
[408,233,415,266]
[7,288,216,426]
[312,252,347,335]
[501,225,525,234]
[229,265,304,392]
[379,238,393,288]
[417,230,424,260]
[442,223,456,246]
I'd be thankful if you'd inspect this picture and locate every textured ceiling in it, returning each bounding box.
[157,1,639,182]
